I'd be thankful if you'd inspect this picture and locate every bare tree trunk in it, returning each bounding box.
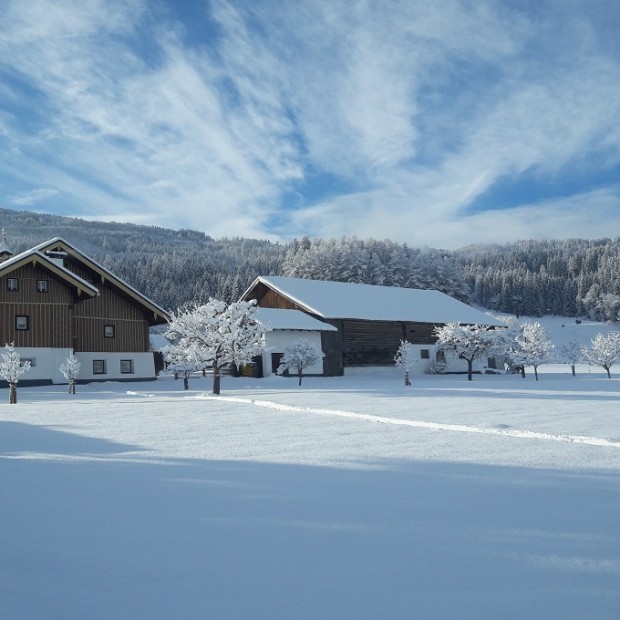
[467,359,473,381]
[9,383,17,404]
[520,366,526,378]
[404,371,411,386]
[605,365,611,379]
[298,370,303,386]
[571,364,576,377]
[212,367,221,395]
[183,375,189,390]
[534,366,539,381]
[69,380,76,394]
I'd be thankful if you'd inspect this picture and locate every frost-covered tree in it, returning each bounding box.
[0,344,30,404]
[161,342,206,390]
[165,299,267,394]
[277,339,324,386]
[59,352,81,394]
[434,323,500,381]
[581,332,620,378]
[394,340,416,386]
[509,321,553,381]
[557,341,581,377]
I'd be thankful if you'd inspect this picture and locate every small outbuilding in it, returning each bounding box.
[255,307,337,377]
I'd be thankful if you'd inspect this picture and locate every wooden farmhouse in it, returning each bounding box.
[242,276,505,376]
[0,236,169,385]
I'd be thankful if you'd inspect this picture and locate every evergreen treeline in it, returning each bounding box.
[459,238,620,322]
[1,207,619,323]
[282,236,471,301]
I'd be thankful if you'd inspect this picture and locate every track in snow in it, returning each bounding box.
[197,393,620,449]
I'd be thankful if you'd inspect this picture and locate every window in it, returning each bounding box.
[420,349,430,359]
[120,359,134,374]
[21,358,36,368]
[37,280,49,293]
[15,315,29,331]
[104,325,115,338]
[93,360,106,375]
[7,278,18,292]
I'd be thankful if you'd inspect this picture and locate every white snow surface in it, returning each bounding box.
[249,275,505,325]
[256,307,338,331]
[2,361,620,619]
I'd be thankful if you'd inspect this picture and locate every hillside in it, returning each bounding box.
[1,207,619,323]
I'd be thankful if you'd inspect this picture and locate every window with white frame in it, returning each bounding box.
[37,280,49,293]
[93,360,106,375]
[104,325,115,338]
[120,359,134,374]
[7,278,18,292]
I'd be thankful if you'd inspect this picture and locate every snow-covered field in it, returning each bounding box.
[2,366,620,620]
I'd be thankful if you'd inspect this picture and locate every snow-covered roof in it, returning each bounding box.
[246,276,505,326]
[0,249,99,298]
[256,307,337,331]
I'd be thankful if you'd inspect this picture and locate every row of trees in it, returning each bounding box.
[426,322,620,382]
[0,346,80,403]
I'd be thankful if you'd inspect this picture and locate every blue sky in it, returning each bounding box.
[1,0,620,249]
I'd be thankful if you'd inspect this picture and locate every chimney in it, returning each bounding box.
[0,229,13,263]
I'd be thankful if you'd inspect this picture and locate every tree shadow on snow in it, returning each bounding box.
[1,429,620,620]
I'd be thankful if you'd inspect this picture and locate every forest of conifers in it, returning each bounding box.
[2,207,619,323]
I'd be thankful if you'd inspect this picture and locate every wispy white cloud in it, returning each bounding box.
[0,0,619,246]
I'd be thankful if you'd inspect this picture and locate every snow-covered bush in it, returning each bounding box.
[277,339,324,386]
[0,344,31,404]
[581,332,620,379]
[165,299,267,394]
[59,352,81,394]
[394,340,416,386]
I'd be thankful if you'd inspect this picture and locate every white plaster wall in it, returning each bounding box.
[13,347,72,384]
[262,331,325,377]
[11,348,157,383]
[76,352,157,382]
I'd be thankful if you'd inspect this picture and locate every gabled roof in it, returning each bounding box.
[0,237,170,324]
[0,249,98,301]
[256,307,337,332]
[243,276,505,326]
[32,237,170,324]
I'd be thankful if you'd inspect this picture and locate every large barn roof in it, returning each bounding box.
[256,307,337,332]
[245,276,505,326]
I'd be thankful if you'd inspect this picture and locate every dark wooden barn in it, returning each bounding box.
[242,276,504,376]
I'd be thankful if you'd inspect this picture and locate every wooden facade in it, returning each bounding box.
[245,280,445,376]
[0,237,169,383]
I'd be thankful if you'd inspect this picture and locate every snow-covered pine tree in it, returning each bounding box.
[0,344,30,404]
[59,352,81,394]
[277,339,324,386]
